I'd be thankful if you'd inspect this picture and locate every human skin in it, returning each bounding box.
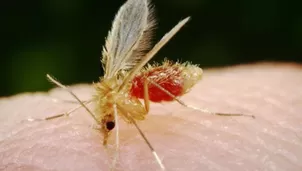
[0,63,301,171]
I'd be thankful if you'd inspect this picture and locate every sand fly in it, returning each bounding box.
[31,0,255,170]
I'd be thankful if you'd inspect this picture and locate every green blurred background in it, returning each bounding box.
[2,0,302,97]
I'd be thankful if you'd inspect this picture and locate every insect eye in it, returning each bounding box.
[106,121,115,131]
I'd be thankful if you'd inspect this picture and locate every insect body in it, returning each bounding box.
[94,60,203,146]
[85,0,191,169]
[91,0,191,152]
[41,0,254,170]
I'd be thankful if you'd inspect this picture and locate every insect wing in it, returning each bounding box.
[101,0,155,79]
[118,17,190,92]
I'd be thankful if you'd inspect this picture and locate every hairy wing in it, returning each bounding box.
[118,17,190,92]
[101,0,155,78]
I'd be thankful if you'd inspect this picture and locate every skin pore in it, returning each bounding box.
[0,63,301,171]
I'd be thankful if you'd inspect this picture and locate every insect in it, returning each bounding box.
[34,0,255,170]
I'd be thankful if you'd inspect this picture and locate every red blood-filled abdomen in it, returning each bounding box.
[130,66,184,102]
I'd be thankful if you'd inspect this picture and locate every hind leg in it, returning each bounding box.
[143,78,150,113]
[147,78,255,118]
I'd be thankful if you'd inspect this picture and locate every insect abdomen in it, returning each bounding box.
[130,61,203,102]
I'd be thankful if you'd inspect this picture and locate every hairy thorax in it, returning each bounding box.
[93,76,147,125]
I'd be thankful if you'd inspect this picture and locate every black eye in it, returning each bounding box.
[106,121,115,131]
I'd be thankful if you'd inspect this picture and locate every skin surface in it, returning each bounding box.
[0,63,302,171]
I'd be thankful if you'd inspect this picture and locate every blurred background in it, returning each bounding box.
[2,0,302,96]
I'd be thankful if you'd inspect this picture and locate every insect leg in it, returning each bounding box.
[46,74,100,123]
[27,100,92,122]
[110,103,120,171]
[143,78,150,112]
[50,97,89,104]
[126,113,166,171]
[117,106,166,171]
[147,78,255,118]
